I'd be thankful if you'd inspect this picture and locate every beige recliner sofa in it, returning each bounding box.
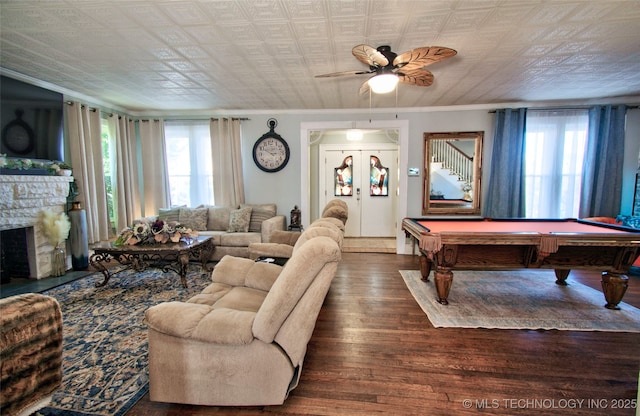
[248,199,348,261]
[143,216,345,406]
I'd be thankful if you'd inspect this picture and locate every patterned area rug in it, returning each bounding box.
[400,269,640,332]
[38,266,212,416]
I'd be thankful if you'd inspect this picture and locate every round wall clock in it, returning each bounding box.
[2,109,35,155]
[253,118,290,173]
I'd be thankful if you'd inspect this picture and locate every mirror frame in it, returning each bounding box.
[422,131,483,215]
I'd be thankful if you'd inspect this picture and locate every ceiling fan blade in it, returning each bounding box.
[393,46,457,72]
[352,44,389,67]
[359,79,371,96]
[398,68,434,87]
[315,70,373,78]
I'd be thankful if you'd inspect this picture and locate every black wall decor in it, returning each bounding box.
[1,76,64,161]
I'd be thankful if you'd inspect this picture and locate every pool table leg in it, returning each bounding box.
[434,269,453,305]
[601,272,629,310]
[418,255,432,282]
[418,251,453,304]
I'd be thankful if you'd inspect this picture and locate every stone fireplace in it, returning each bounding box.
[0,174,74,279]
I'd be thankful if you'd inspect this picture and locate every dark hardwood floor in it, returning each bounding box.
[128,253,640,416]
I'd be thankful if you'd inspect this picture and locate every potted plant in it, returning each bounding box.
[51,161,72,176]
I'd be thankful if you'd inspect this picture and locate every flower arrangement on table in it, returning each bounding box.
[114,219,198,246]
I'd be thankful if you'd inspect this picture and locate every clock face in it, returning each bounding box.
[253,134,290,172]
[2,120,35,155]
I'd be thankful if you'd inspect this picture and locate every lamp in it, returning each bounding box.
[368,74,399,94]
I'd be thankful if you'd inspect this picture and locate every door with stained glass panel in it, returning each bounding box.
[321,145,397,237]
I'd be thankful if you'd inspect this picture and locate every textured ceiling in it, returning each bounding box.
[1,0,640,112]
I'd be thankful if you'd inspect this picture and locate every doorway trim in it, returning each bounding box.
[300,119,409,254]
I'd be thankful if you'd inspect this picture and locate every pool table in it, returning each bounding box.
[402,217,640,309]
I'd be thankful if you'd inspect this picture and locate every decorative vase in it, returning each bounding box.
[68,201,89,270]
[51,245,66,277]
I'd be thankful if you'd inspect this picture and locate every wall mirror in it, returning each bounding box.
[423,131,483,215]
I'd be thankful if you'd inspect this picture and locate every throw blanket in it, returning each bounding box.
[0,293,63,416]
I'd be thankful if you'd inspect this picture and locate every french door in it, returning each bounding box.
[320,144,398,237]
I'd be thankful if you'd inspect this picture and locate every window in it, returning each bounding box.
[524,110,589,218]
[164,121,214,207]
[101,117,116,234]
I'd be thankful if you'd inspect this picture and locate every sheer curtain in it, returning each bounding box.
[210,118,244,206]
[579,105,627,217]
[524,109,588,218]
[484,108,527,217]
[111,115,141,230]
[65,102,110,243]
[138,119,170,216]
[164,120,214,207]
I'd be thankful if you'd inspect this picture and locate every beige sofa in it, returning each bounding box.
[144,211,346,406]
[152,203,286,261]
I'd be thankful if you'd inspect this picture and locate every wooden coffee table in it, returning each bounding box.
[89,236,214,288]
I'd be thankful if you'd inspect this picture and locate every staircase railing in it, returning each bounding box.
[431,140,473,185]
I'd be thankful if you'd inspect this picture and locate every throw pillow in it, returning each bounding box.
[158,207,181,223]
[228,207,252,232]
[241,204,277,232]
[584,216,618,224]
[616,215,640,229]
[206,206,234,231]
[178,207,208,231]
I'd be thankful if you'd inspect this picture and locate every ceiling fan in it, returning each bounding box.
[315,44,457,95]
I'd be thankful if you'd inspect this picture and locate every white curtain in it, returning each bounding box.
[65,102,110,243]
[164,120,214,207]
[210,118,244,206]
[524,109,589,218]
[111,115,141,230]
[138,119,170,216]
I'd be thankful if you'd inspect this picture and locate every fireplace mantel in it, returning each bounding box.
[1,175,74,278]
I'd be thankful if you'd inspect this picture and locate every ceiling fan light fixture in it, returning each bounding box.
[368,74,399,94]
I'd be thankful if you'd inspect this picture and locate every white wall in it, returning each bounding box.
[237,108,495,220]
[237,106,639,220]
[401,110,495,217]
